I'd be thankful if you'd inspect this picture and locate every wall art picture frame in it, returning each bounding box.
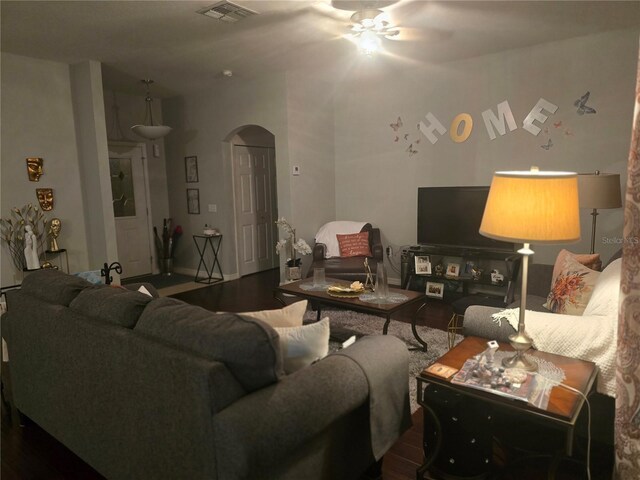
[414,255,432,275]
[187,188,200,214]
[426,281,444,299]
[185,156,199,183]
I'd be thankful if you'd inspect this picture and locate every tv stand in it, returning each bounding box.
[401,245,521,304]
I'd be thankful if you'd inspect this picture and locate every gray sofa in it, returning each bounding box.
[4,269,411,480]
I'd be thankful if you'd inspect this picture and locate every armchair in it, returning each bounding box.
[307,222,384,282]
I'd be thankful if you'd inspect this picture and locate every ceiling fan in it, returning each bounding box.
[348,7,400,54]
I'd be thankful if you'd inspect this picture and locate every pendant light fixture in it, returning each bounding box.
[130,79,172,140]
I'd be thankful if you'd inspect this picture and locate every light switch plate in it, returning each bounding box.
[292,165,300,176]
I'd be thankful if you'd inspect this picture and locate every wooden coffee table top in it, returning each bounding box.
[275,277,426,315]
[419,336,598,423]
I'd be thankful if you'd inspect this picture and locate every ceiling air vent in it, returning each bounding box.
[198,1,258,23]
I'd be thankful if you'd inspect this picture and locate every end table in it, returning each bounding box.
[416,336,597,479]
[193,234,224,284]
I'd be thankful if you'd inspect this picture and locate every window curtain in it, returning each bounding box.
[616,40,640,478]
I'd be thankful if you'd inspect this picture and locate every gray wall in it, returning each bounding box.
[163,71,336,279]
[334,29,638,268]
[1,53,91,285]
[2,28,637,287]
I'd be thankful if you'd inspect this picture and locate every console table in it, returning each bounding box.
[193,234,224,284]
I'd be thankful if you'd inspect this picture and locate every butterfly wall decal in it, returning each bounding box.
[553,121,563,128]
[406,144,418,156]
[574,91,596,115]
[390,117,403,131]
[541,139,553,150]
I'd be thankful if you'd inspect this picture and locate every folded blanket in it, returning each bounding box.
[334,335,412,459]
[492,308,617,397]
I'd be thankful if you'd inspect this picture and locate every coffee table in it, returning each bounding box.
[274,277,429,351]
[416,336,598,479]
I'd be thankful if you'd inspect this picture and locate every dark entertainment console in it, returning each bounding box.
[401,245,521,304]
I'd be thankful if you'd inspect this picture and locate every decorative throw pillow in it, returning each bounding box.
[544,255,600,315]
[275,317,330,374]
[241,300,308,328]
[336,231,371,258]
[551,249,601,281]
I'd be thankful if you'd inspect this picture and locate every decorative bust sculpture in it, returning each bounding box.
[49,218,61,252]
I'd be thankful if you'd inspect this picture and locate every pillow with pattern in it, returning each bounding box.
[544,254,600,315]
[336,231,371,258]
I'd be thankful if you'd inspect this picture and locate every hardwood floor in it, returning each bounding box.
[1,269,613,479]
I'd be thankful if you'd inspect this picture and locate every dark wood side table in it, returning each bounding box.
[416,336,598,479]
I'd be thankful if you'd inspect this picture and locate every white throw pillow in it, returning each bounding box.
[583,258,622,317]
[275,317,330,374]
[241,300,307,328]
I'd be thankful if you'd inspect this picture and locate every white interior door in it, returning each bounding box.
[108,143,153,278]
[233,145,277,276]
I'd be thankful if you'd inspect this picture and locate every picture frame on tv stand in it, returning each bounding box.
[415,255,431,275]
[426,281,444,299]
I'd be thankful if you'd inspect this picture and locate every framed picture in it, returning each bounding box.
[414,255,432,275]
[426,281,444,299]
[185,156,199,183]
[187,188,200,214]
[446,263,460,277]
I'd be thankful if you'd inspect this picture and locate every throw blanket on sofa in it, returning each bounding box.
[334,335,412,459]
[315,221,367,258]
[492,308,617,397]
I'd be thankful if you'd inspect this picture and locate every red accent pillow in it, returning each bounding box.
[336,231,371,258]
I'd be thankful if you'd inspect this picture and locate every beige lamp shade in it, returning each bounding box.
[480,169,581,244]
[577,173,622,209]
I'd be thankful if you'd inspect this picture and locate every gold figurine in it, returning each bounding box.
[26,157,43,182]
[36,188,54,211]
[49,218,61,252]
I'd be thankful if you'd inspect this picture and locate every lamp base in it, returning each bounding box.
[502,331,538,371]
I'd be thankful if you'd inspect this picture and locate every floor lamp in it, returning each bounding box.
[479,167,580,371]
[577,171,622,254]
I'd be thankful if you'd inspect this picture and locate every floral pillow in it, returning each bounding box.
[551,249,601,279]
[336,231,371,257]
[544,254,600,315]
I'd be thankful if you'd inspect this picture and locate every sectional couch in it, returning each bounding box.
[4,269,411,480]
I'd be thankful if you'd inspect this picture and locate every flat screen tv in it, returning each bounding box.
[417,186,515,251]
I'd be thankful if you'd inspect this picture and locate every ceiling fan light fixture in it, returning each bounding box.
[358,30,382,56]
[349,8,398,55]
[130,79,172,141]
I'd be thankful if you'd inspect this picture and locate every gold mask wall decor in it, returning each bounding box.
[36,188,54,211]
[26,157,44,182]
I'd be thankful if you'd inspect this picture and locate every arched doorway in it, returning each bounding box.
[230,125,278,276]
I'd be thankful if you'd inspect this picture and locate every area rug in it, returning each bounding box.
[304,308,462,413]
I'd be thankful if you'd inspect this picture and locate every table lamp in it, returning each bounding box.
[577,171,622,254]
[480,167,580,371]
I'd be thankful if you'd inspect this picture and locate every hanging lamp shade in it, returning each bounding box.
[130,79,171,140]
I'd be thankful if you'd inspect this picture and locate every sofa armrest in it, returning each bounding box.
[312,243,326,261]
[463,305,516,342]
[212,335,409,478]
